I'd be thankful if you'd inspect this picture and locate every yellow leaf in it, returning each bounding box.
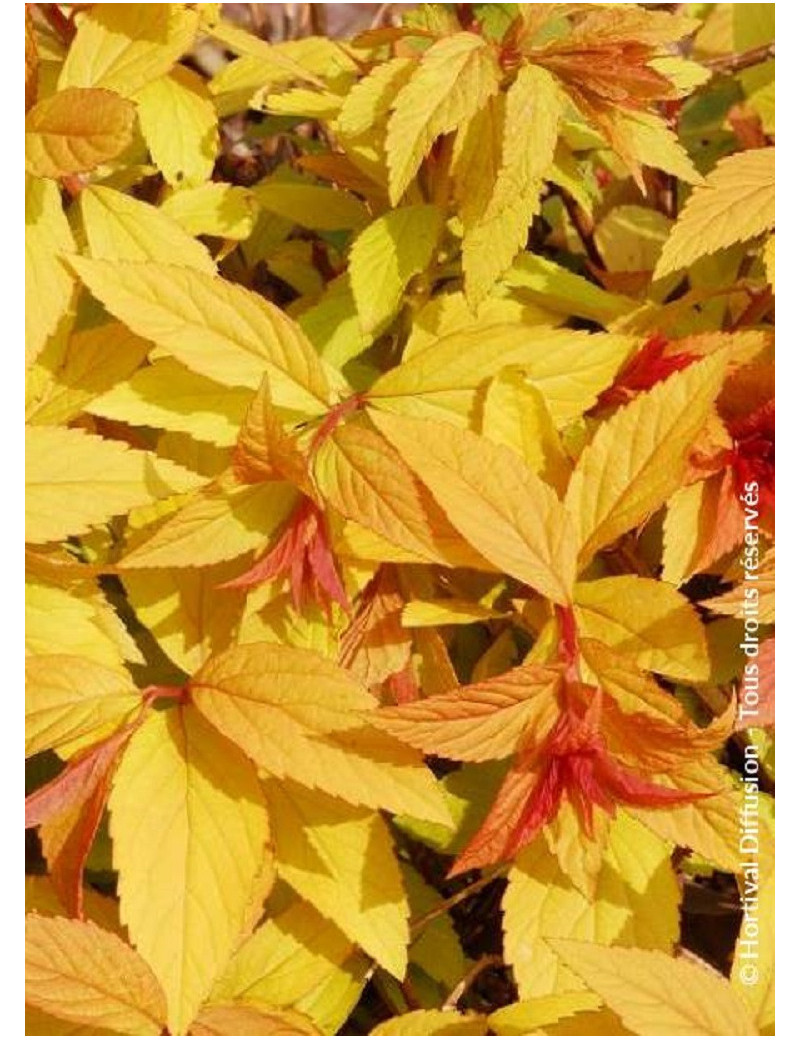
[595,205,672,273]
[25,5,38,112]
[336,56,414,138]
[120,480,297,569]
[137,67,219,188]
[254,180,370,232]
[91,358,251,448]
[109,706,271,1035]
[122,562,245,673]
[462,64,564,303]
[504,253,634,327]
[59,4,199,98]
[369,410,578,604]
[763,232,775,290]
[386,33,501,203]
[370,325,633,428]
[190,1001,320,1036]
[611,109,702,187]
[25,914,166,1036]
[264,780,409,978]
[160,183,257,240]
[26,425,202,544]
[25,176,76,364]
[481,370,571,494]
[732,861,774,1032]
[191,643,449,822]
[503,814,679,999]
[69,257,341,408]
[565,352,729,568]
[370,1010,487,1035]
[575,575,709,681]
[487,994,601,1035]
[81,185,216,273]
[401,599,506,627]
[27,322,150,427]
[211,900,366,1034]
[551,941,758,1036]
[349,206,442,334]
[313,418,489,570]
[25,88,135,178]
[25,655,140,758]
[654,148,775,279]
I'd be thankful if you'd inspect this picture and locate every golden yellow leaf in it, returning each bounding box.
[264,780,410,978]
[160,183,257,240]
[565,351,730,568]
[81,185,216,273]
[91,358,251,448]
[26,425,202,544]
[191,643,449,822]
[59,4,199,98]
[25,176,76,365]
[336,56,414,138]
[25,655,140,759]
[575,575,710,681]
[370,325,633,428]
[503,814,678,998]
[401,599,506,627]
[190,1001,321,1036]
[369,410,578,604]
[25,5,38,112]
[551,940,758,1036]
[25,88,135,178]
[654,148,775,279]
[137,67,219,188]
[386,33,501,203]
[109,706,271,1035]
[370,1010,487,1035]
[69,257,341,408]
[25,914,167,1036]
[487,994,602,1036]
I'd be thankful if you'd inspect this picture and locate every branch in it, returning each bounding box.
[443,954,504,1010]
[704,43,775,75]
[409,865,508,938]
[554,186,606,271]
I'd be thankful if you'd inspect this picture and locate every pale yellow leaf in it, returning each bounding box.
[369,410,578,604]
[370,1009,487,1035]
[160,183,257,240]
[109,706,270,1035]
[137,67,218,188]
[565,352,729,568]
[487,994,602,1035]
[551,940,758,1036]
[25,176,76,364]
[26,425,202,544]
[336,56,414,138]
[59,4,199,98]
[264,781,409,978]
[25,88,135,178]
[69,257,341,409]
[654,148,775,279]
[81,185,215,273]
[25,914,167,1036]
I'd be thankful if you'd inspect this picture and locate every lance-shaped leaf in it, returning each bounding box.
[264,780,410,978]
[190,643,449,823]
[26,915,167,1036]
[189,1001,321,1036]
[374,662,562,762]
[25,88,136,178]
[26,425,202,544]
[654,147,775,279]
[369,410,578,604]
[232,374,311,489]
[369,325,633,428]
[565,351,729,568]
[81,185,216,273]
[25,655,140,758]
[550,940,758,1036]
[386,33,501,203]
[69,257,342,408]
[349,205,441,334]
[313,418,491,570]
[574,575,710,681]
[109,706,271,1035]
[25,175,76,364]
[58,4,200,98]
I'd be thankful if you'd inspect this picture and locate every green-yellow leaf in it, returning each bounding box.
[551,941,758,1036]
[565,352,730,568]
[254,180,370,232]
[69,258,341,409]
[349,206,442,334]
[654,148,775,279]
[109,706,270,1035]
[25,914,167,1036]
[504,253,634,327]
[26,425,202,544]
[25,88,135,178]
[369,410,578,604]
[264,780,409,978]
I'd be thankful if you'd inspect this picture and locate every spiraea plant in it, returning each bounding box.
[25,3,775,1036]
